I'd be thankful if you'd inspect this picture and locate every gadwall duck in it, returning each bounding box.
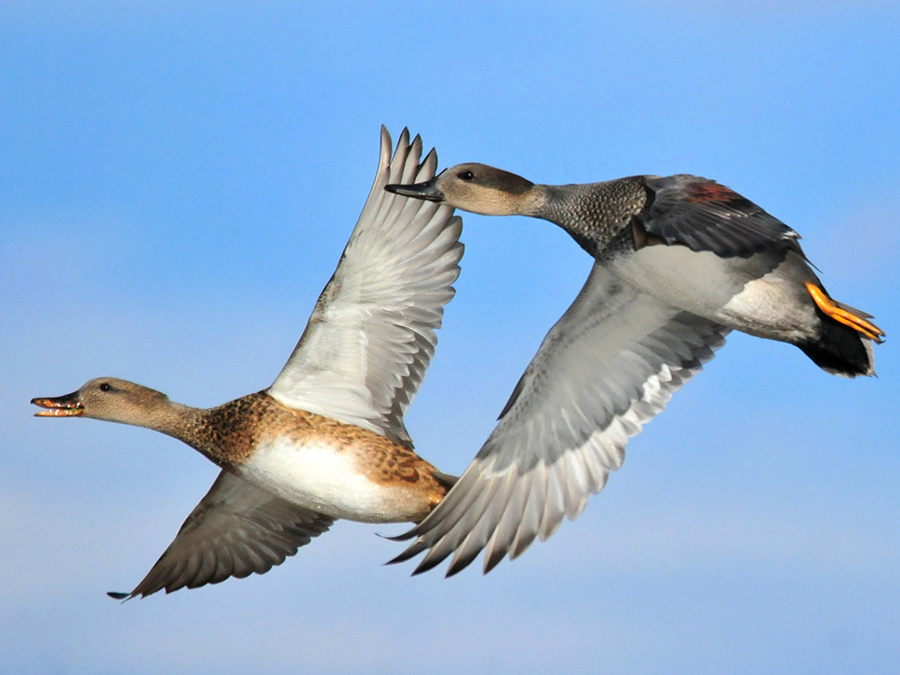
[383,164,883,576]
[32,128,463,598]
[388,165,883,374]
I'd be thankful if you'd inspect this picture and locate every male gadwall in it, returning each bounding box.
[32,128,463,598]
[383,164,883,576]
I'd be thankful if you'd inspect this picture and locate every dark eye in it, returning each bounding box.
[99,382,112,392]
[459,170,475,181]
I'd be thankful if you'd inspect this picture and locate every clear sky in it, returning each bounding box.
[2,2,898,674]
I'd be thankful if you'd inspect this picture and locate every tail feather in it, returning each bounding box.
[805,282,884,343]
[799,305,878,377]
[798,283,883,376]
[832,298,875,320]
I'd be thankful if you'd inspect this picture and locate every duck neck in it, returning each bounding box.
[173,392,277,468]
[532,178,651,257]
[149,401,210,450]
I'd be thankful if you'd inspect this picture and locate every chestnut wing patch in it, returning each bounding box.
[638,174,802,258]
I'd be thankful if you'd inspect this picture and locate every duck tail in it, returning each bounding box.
[798,282,884,377]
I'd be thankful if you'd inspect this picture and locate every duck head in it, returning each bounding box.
[32,377,172,426]
[386,162,539,216]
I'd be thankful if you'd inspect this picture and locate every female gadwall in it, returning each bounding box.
[32,128,463,598]
[383,164,883,576]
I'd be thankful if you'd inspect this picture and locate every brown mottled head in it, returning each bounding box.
[386,163,540,216]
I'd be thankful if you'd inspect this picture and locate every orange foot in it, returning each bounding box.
[806,282,885,343]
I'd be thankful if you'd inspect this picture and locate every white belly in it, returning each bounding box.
[607,247,816,341]
[236,438,405,523]
[607,246,742,318]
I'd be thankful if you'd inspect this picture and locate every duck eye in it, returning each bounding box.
[459,170,475,181]
[99,382,112,392]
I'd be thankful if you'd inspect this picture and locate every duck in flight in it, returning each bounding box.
[384,163,884,576]
[32,128,463,598]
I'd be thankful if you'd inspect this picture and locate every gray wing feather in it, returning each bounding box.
[267,127,463,445]
[389,263,729,575]
[642,174,802,258]
[116,471,334,598]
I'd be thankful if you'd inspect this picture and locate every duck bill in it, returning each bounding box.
[385,178,445,202]
[31,391,84,417]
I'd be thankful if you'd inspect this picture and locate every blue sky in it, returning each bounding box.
[2,2,898,673]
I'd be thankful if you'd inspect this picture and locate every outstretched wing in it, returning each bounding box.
[111,471,334,599]
[389,263,729,576]
[640,174,802,258]
[267,127,463,446]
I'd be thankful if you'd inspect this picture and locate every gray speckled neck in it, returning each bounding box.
[533,177,650,257]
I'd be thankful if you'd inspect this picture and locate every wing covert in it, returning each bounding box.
[640,174,802,258]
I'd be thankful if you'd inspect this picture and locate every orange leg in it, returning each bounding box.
[806,282,885,343]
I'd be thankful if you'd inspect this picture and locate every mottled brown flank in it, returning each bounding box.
[182,392,448,509]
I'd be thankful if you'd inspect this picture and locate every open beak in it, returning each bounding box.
[31,391,84,417]
[385,177,445,203]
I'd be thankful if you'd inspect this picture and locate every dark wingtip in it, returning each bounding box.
[482,549,506,574]
[445,553,479,578]
[380,527,418,543]
[384,551,414,566]
[107,591,131,601]
[412,555,444,576]
[385,538,427,566]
